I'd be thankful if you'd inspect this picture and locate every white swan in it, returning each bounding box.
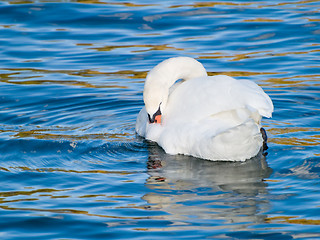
[136,57,273,161]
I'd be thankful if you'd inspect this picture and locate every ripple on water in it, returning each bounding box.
[0,0,320,239]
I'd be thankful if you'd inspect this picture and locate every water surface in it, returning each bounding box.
[0,0,320,239]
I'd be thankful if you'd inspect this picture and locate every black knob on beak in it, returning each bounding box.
[148,107,162,124]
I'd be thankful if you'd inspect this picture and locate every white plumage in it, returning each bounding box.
[136,57,273,161]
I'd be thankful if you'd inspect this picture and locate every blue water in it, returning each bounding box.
[0,0,320,239]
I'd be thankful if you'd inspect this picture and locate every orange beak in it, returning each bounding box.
[148,106,162,124]
[154,114,162,124]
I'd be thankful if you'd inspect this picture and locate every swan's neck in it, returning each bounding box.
[147,57,207,89]
[143,57,208,116]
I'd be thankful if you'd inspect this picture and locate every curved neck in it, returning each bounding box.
[147,57,207,89]
[143,57,208,117]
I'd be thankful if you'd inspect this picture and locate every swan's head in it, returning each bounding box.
[143,57,207,124]
[143,82,166,124]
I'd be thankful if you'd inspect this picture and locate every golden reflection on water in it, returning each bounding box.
[269,127,320,135]
[168,0,320,10]
[170,2,256,8]
[1,66,290,88]
[266,216,320,225]
[11,129,130,141]
[0,188,64,198]
[8,0,320,8]
[262,75,320,88]
[0,68,144,79]
[79,0,157,7]
[199,50,274,62]
[273,49,320,57]
[268,135,320,147]
[208,71,278,77]
[200,48,320,63]
[305,18,320,22]
[91,44,184,53]
[9,166,136,175]
[242,18,283,22]
[9,0,157,7]
[0,67,147,87]
[270,136,320,147]
[268,127,320,147]
[268,0,320,8]
[0,205,149,220]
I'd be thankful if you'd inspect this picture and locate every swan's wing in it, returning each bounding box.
[164,75,273,123]
[235,80,274,118]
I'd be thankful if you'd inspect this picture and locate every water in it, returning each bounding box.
[0,0,320,239]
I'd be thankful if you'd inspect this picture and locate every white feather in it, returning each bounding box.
[136,57,273,161]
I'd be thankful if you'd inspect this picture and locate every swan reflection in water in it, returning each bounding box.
[143,142,273,230]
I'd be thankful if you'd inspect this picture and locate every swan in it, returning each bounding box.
[136,57,273,161]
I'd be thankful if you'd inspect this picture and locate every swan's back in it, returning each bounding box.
[163,75,273,124]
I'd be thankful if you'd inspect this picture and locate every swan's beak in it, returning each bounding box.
[154,114,161,124]
[148,107,162,124]
[148,113,162,124]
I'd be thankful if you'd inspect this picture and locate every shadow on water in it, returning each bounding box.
[142,142,273,230]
